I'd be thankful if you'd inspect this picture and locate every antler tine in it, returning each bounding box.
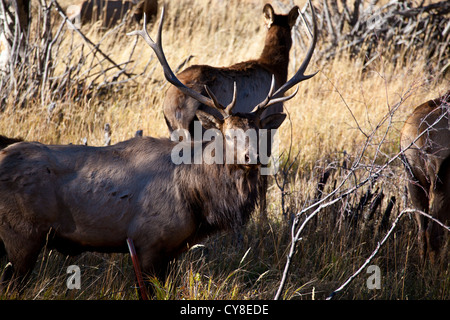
[271,0,318,99]
[127,7,217,109]
[204,85,227,118]
[224,82,238,116]
[267,85,299,106]
[252,75,298,118]
[252,74,291,115]
[204,82,238,118]
[126,9,162,59]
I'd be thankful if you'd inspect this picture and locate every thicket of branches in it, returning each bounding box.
[289,0,450,74]
[272,88,450,299]
[273,0,450,299]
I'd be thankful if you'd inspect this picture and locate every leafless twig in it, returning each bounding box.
[51,0,133,80]
[326,208,449,299]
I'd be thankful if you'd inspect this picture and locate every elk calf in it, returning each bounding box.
[162,2,315,133]
[400,91,450,263]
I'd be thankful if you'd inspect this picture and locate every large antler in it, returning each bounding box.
[127,7,236,118]
[252,0,318,117]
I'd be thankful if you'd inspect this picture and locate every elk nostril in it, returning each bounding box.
[245,154,250,164]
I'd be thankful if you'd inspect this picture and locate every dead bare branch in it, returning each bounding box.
[326,208,449,300]
[274,88,449,301]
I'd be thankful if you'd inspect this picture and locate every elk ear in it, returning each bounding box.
[263,4,275,28]
[195,110,223,130]
[260,113,286,130]
[288,6,299,28]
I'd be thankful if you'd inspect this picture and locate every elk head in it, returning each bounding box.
[191,77,289,167]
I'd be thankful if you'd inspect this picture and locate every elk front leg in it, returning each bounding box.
[0,229,44,293]
[133,243,172,298]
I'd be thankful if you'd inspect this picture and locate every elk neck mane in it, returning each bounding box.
[175,151,261,238]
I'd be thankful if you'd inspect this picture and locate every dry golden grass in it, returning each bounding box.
[4,1,448,156]
[0,0,449,300]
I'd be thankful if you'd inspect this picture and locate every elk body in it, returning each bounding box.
[0,5,316,290]
[400,91,450,262]
[162,2,313,133]
[66,0,157,28]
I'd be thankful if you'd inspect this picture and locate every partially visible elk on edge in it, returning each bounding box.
[66,0,158,28]
[0,5,317,293]
[400,90,450,263]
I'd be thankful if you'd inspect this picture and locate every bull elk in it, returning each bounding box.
[400,90,450,263]
[66,0,158,28]
[0,6,315,292]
